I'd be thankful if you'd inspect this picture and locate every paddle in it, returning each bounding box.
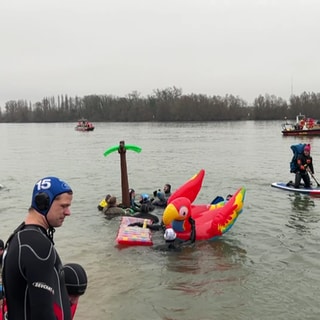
[307,167,320,187]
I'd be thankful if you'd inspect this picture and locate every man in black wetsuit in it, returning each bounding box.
[2,176,73,320]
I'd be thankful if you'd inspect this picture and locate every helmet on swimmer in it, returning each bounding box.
[164,228,176,241]
[63,263,88,296]
[31,176,73,216]
[141,193,150,202]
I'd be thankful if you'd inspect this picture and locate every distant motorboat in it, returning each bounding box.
[281,114,320,136]
[75,119,95,132]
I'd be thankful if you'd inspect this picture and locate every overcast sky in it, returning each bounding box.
[0,0,319,107]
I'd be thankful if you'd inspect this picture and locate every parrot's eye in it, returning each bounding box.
[179,206,188,217]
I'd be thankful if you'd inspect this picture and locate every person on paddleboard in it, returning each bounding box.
[294,144,314,188]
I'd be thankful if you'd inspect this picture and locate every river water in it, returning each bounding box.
[1,121,320,320]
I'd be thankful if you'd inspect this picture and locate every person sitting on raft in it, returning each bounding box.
[151,184,172,207]
[103,196,131,220]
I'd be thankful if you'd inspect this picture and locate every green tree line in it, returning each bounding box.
[1,87,320,122]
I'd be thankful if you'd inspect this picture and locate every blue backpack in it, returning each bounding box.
[290,143,306,173]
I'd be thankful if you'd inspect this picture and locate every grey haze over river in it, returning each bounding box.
[1,121,320,320]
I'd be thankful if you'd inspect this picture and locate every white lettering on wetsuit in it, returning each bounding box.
[32,282,54,295]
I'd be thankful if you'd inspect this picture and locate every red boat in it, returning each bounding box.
[75,119,95,132]
[282,114,320,136]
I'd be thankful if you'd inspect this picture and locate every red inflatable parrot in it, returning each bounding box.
[162,169,246,241]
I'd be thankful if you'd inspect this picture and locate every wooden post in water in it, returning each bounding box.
[103,142,141,209]
[118,140,130,208]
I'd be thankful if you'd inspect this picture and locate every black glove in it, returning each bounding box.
[128,222,143,227]
[147,224,162,231]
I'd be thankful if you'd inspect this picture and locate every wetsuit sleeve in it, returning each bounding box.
[20,231,60,320]
[297,154,308,172]
[127,222,163,231]
[309,157,314,174]
[147,224,162,231]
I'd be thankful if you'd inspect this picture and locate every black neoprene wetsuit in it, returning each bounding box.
[2,223,71,320]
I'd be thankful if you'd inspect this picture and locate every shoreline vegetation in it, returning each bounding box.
[1,87,320,122]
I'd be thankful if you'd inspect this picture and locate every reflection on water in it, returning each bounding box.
[164,239,248,298]
[286,193,320,234]
[290,193,315,212]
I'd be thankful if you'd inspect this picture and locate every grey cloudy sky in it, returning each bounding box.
[0,0,319,107]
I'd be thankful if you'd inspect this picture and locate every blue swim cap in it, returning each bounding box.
[31,176,72,215]
[141,193,149,201]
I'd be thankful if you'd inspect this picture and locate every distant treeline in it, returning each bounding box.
[1,87,320,122]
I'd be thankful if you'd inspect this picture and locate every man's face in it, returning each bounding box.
[46,193,72,227]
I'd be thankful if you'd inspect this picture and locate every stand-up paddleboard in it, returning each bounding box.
[271,182,320,196]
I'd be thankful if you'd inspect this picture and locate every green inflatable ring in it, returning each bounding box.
[103,144,142,157]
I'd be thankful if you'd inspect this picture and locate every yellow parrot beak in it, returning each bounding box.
[162,203,180,226]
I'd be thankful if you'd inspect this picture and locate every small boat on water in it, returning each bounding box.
[281,114,320,136]
[75,119,95,131]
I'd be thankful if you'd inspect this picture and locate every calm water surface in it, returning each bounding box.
[1,121,320,320]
